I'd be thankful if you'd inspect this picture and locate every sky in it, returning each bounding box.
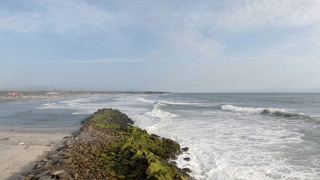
[0,0,320,92]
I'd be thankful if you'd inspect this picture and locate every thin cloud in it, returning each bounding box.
[34,58,151,64]
[0,12,43,33]
[149,29,226,60]
[1,0,320,33]
[0,0,121,33]
[216,0,320,30]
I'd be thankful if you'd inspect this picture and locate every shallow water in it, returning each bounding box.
[1,93,319,179]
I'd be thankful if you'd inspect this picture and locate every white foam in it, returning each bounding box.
[36,103,66,110]
[31,94,320,180]
[137,98,198,106]
[35,96,111,114]
[221,104,286,114]
[168,113,310,180]
[159,100,196,106]
[137,98,156,104]
[145,103,178,119]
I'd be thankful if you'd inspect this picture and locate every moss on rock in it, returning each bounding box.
[89,109,188,180]
[24,108,190,180]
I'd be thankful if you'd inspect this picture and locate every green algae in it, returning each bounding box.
[96,122,120,129]
[88,108,189,180]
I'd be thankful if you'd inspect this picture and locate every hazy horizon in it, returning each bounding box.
[1,0,320,93]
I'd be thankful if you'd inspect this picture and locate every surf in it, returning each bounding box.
[221,104,315,120]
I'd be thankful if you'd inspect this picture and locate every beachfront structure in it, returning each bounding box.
[7,91,21,98]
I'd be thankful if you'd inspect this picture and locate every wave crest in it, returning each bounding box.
[137,98,196,106]
[137,98,156,104]
[159,101,196,106]
[146,103,178,119]
[221,105,312,119]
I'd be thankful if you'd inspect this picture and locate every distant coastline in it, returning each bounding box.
[0,91,170,102]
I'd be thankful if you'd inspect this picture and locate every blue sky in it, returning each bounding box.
[1,0,320,92]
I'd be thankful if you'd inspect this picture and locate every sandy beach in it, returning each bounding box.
[0,130,71,180]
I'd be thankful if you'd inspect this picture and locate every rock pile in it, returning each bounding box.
[23,108,191,180]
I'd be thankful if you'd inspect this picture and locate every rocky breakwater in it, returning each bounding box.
[23,108,191,180]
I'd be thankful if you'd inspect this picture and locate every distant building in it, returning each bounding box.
[7,91,21,98]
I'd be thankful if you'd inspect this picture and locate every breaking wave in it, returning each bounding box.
[145,103,178,119]
[137,98,156,104]
[221,104,314,119]
[137,97,201,106]
[159,101,197,106]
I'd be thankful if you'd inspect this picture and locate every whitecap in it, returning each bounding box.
[221,104,316,120]
[136,98,156,104]
[145,103,178,119]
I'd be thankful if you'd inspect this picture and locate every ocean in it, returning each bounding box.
[0,93,319,180]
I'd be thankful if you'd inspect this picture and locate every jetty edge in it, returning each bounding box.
[23,108,191,180]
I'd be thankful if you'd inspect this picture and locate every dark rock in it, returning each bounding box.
[182,147,189,152]
[183,157,191,161]
[21,109,192,180]
[182,168,192,173]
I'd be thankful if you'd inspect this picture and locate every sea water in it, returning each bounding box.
[0,93,319,180]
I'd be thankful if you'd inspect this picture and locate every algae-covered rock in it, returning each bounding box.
[23,108,190,180]
[88,109,188,179]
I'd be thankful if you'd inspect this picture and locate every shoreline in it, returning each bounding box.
[0,130,71,180]
[0,91,170,104]
[0,94,85,103]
